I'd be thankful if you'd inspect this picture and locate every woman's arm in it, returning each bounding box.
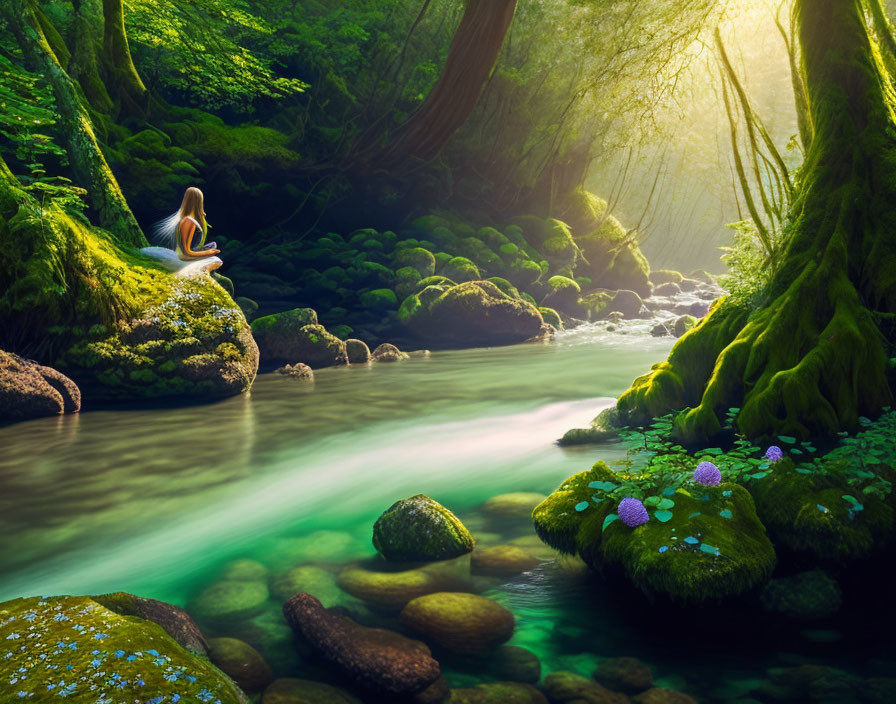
[180,219,220,257]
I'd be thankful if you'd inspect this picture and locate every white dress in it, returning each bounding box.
[140,216,222,276]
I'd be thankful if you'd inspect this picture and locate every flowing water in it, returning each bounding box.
[1,322,889,702]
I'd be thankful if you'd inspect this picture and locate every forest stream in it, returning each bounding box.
[2,323,891,703]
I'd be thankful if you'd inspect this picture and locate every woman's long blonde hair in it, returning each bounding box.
[153,187,208,248]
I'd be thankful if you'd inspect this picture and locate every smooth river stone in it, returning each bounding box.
[207,636,273,693]
[480,492,548,521]
[399,592,515,653]
[190,579,269,625]
[262,678,362,704]
[471,545,542,577]
[283,593,441,696]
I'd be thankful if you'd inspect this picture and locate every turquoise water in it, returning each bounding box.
[2,325,889,702]
[0,325,667,603]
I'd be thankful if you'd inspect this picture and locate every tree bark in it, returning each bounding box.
[617,0,896,442]
[355,0,518,173]
[102,0,148,115]
[5,0,145,247]
[69,8,114,114]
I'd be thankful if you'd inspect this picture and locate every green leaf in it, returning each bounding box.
[656,498,675,510]
[602,514,619,532]
[777,435,797,444]
[654,510,673,522]
[643,496,661,507]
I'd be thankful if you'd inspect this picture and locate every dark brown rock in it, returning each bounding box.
[262,677,362,704]
[275,363,314,380]
[593,657,653,694]
[451,682,548,703]
[283,592,441,696]
[1,349,80,421]
[92,592,207,655]
[345,339,371,364]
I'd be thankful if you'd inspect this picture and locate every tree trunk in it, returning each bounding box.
[5,0,145,247]
[68,8,114,114]
[617,0,896,443]
[356,0,517,173]
[102,0,147,115]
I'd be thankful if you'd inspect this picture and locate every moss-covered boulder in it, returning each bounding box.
[399,281,546,347]
[373,494,475,561]
[541,671,629,704]
[0,595,249,703]
[593,657,654,694]
[532,462,776,602]
[747,459,894,562]
[371,342,409,362]
[399,592,515,653]
[541,276,583,316]
[336,558,472,611]
[442,256,481,283]
[252,310,347,368]
[538,307,562,330]
[511,216,581,273]
[190,578,270,626]
[556,188,609,236]
[575,216,651,297]
[274,363,314,380]
[471,545,542,576]
[1,350,80,421]
[360,288,399,311]
[558,406,621,446]
[395,247,437,278]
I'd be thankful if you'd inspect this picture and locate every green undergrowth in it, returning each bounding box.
[533,407,896,601]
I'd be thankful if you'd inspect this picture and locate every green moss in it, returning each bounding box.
[399,281,545,347]
[486,277,520,299]
[748,459,893,561]
[0,595,248,702]
[557,188,608,236]
[539,307,562,329]
[360,288,399,311]
[511,216,580,273]
[372,494,475,561]
[533,463,776,602]
[442,256,481,283]
[547,275,580,293]
[574,215,651,296]
[394,247,436,278]
[652,269,684,285]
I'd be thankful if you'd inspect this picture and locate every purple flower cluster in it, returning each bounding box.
[764,445,784,462]
[618,498,650,527]
[693,461,721,486]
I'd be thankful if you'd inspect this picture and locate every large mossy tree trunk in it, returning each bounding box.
[5,0,145,247]
[617,0,896,443]
[354,0,518,174]
[101,0,148,115]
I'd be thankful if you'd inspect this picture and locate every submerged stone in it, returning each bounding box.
[480,492,549,521]
[336,557,471,611]
[399,592,514,653]
[283,593,441,696]
[190,578,270,625]
[541,671,629,703]
[262,677,362,704]
[593,656,654,694]
[760,570,842,620]
[0,350,80,421]
[449,682,548,703]
[207,636,273,693]
[373,494,475,562]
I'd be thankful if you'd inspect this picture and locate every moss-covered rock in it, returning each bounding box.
[575,216,651,297]
[542,276,583,316]
[274,363,314,380]
[1,350,80,421]
[399,281,546,347]
[480,492,549,521]
[541,671,629,704]
[395,247,437,278]
[442,256,481,283]
[556,188,609,236]
[485,276,520,299]
[747,459,894,562]
[673,315,698,337]
[593,657,654,694]
[0,595,249,703]
[471,545,542,576]
[511,216,581,273]
[558,406,621,446]
[532,462,776,602]
[336,558,471,611]
[373,494,475,561]
[538,307,563,330]
[360,288,399,311]
[399,592,514,653]
[190,579,270,626]
[760,570,842,620]
[252,311,347,368]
